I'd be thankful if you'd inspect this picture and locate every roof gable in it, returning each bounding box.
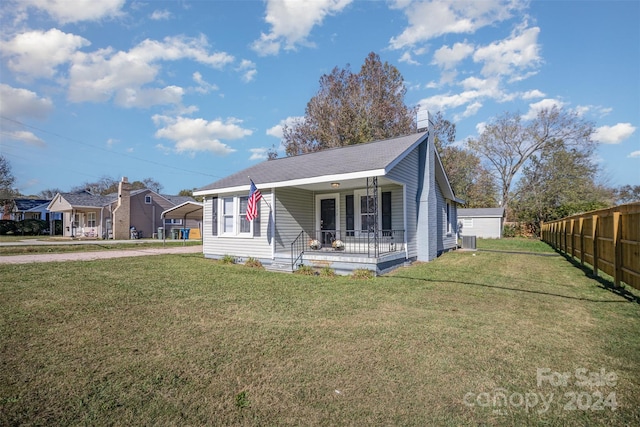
[196,132,428,193]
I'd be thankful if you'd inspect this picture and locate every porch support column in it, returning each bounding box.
[366,176,379,257]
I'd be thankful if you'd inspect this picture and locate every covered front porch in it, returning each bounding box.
[285,229,408,275]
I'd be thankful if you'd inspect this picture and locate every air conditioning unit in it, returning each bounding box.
[462,235,476,250]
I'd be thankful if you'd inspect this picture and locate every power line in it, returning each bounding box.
[0,115,223,179]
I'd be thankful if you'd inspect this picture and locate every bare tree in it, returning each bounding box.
[468,107,594,210]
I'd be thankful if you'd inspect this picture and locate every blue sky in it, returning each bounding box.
[1,0,638,196]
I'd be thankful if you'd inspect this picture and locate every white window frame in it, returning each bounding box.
[219,195,256,237]
[87,212,96,228]
[353,189,382,236]
[446,202,452,235]
[145,195,152,204]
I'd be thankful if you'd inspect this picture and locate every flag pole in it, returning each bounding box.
[249,176,272,211]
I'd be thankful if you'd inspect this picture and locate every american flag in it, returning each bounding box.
[246,179,262,221]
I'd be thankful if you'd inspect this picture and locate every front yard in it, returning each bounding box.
[1,239,638,425]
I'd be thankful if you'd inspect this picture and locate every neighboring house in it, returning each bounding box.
[9,199,61,222]
[47,177,199,239]
[457,208,505,239]
[194,128,462,275]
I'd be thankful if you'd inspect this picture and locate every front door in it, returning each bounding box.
[320,198,336,244]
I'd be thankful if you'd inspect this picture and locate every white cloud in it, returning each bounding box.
[1,28,90,79]
[457,101,482,120]
[152,115,252,155]
[192,72,219,94]
[4,130,45,147]
[237,59,257,83]
[114,85,184,108]
[475,121,487,134]
[19,0,125,24]
[628,150,640,158]
[473,25,542,78]
[266,116,305,139]
[432,42,474,69]
[67,35,234,106]
[249,147,269,161]
[418,90,481,113]
[252,0,353,56]
[523,98,565,120]
[150,9,171,20]
[522,89,545,99]
[389,0,526,49]
[0,84,53,119]
[130,35,234,68]
[574,104,613,118]
[593,123,636,144]
[399,51,420,65]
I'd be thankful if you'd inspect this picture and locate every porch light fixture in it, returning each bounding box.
[331,182,340,188]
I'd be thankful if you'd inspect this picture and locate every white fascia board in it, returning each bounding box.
[194,169,387,196]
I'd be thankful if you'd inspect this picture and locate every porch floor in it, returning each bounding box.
[272,248,408,276]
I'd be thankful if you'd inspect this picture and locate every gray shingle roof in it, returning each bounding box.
[162,195,196,205]
[458,208,505,217]
[58,191,116,207]
[197,132,427,192]
[14,199,51,211]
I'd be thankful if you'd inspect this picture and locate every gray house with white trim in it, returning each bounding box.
[457,208,505,239]
[195,126,462,275]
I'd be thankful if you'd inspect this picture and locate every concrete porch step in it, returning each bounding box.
[264,262,294,273]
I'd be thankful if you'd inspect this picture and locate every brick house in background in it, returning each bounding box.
[47,177,200,239]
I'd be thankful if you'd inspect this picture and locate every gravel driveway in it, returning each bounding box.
[0,245,202,264]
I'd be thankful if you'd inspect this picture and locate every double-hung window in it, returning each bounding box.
[352,189,392,235]
[219,195,259,236]
[87,212,96,228]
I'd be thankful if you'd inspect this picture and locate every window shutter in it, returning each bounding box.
[346,195,354,235]
[211,197,218,236]
[382,192,392,230]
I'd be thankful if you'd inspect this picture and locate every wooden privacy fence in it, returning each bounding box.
[540,202,640,290]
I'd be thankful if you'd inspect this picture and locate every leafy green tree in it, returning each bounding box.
[439,146,497,208]
[1,155,18,216]
[0,155,16,197]
[431,113,497,207]
[510,141,612,235]
[468,107,595,211]
[283,52,415,156]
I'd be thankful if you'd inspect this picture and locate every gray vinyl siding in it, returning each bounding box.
[202,192,273,259]
[386,146,420,259]
[436,184,458,253]
[274,187,314,257]
[387,184,404,231]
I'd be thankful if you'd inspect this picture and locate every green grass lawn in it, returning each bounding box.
[1,239,639,426]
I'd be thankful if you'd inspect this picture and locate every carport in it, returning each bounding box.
[160,201,203,245]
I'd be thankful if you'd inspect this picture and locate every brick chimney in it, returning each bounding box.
[112,177,131,240]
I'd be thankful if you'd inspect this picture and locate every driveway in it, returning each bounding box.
[0,240,202,264]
